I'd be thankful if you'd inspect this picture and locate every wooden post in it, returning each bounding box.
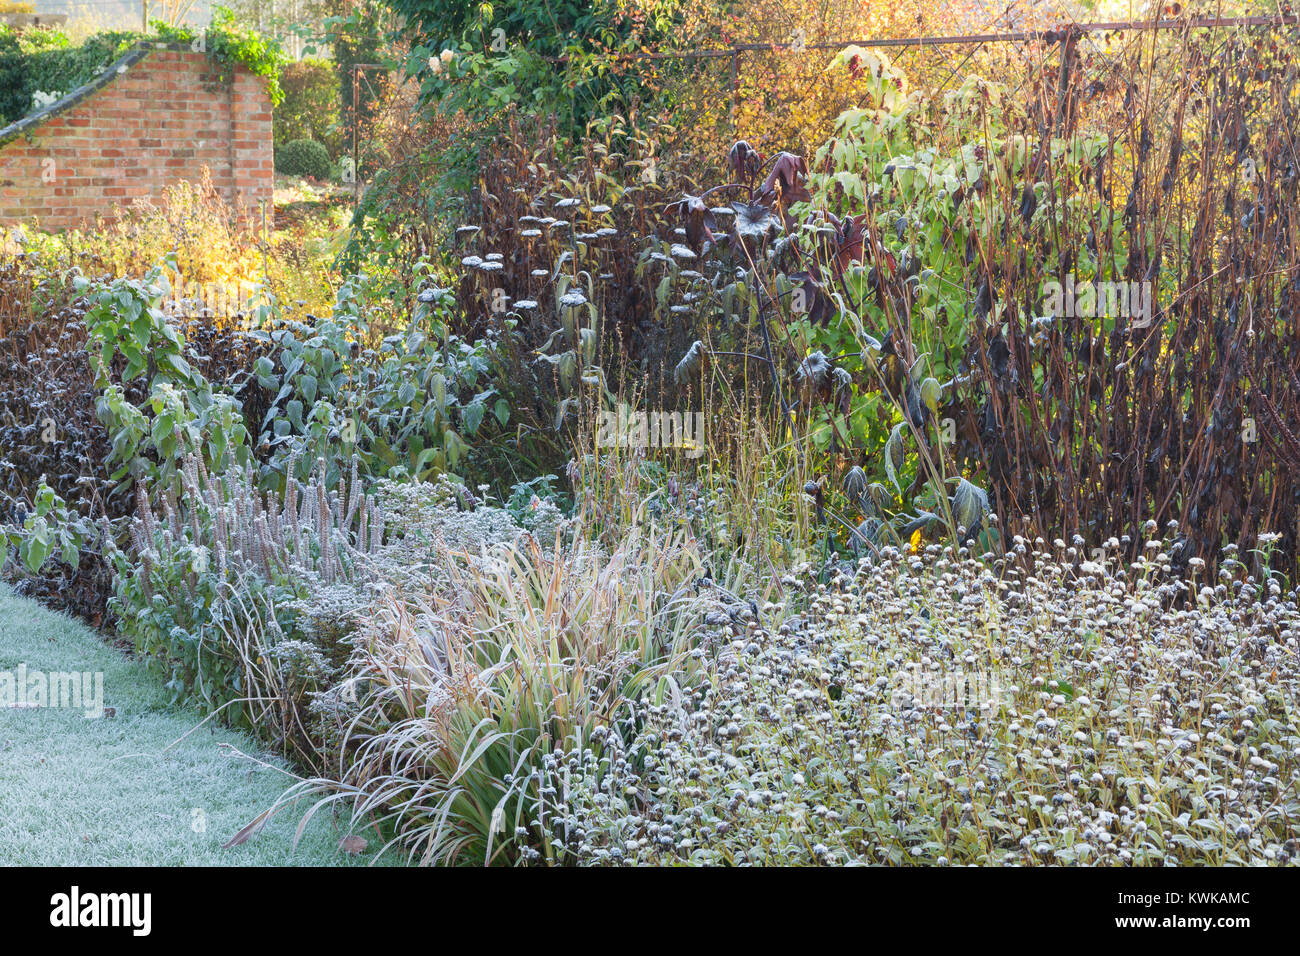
[1053,26,1081,137]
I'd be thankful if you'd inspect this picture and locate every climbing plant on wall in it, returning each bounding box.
[0,8,285,128]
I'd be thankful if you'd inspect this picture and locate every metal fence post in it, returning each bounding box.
[730,46,739,134]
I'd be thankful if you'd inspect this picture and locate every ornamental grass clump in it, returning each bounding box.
[264,520,764,865]
[535,533,1300,866]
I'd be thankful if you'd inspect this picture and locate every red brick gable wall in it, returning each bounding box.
[0,46,273,231]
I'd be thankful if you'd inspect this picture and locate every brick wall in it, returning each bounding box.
[0,46,273,231]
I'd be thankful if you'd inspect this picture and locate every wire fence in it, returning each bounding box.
[613,13,1300,59]
[609,11,1300,150]
[344,11,1300,198]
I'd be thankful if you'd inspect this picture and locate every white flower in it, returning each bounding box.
[428,56,442,74]
[440,48,455,63]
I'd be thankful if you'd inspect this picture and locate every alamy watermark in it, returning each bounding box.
[891,669,1006,711]
[1,664,104,718]
[50,886,151,936]
[1041,275,1154,327]
[159,279,267,319]
[596,402,706,458]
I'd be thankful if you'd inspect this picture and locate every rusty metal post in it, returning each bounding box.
[352,64,359,204]
[730,47,739,133]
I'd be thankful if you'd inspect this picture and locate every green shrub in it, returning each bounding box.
[274,138,333,180]
[390,0,679,125]
[352,0,684,248]
[248,280,506,491]
[274,57,342,158]
[76,263,252,492]
[0,26,137,126]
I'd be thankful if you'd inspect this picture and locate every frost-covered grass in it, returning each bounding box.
[0,584,401,866]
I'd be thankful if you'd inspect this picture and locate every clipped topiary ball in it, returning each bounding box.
[274,138,333,181]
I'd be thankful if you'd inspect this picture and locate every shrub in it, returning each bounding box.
[635,31,1300,580]
[274,58,343,158]
[78,263,253,491]
[0,25,135,126]
[275,138,334,181]
[3,249,511,629]
[358,108,695,483]
[350,0,682,250]
[0,238,277,620]
[393,0,687,131]
[245,279,507,492]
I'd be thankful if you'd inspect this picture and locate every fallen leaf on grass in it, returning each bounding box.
[338,835,367,855]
